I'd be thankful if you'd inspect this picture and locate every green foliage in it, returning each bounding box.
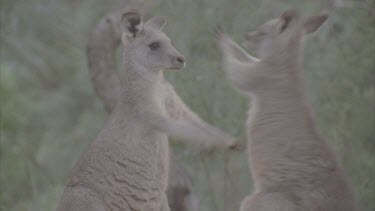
[1,0,374,210]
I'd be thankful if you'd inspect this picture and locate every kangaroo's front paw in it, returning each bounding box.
[213,25,224,39]
[199,134,236,155]
[214,26,232,45]
[228,143,245,152]
[216,131,236,147]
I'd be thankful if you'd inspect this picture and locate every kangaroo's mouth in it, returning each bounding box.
[167,64,185,71]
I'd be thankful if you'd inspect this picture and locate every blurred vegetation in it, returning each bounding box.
[1,0,374,210]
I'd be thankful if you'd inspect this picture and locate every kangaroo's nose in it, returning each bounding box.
[176,56,185,65]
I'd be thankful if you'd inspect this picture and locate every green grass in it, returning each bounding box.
[1,0,374,210]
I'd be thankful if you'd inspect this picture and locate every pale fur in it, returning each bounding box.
[85,6,229,210]
[86,6,200,211]
[57,11,235,211]
[217,9,357,211]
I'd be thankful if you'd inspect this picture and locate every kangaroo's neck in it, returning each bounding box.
[264,39,303,69]
[118,61,164,108]
[250,63,317,136]
[256,41,306,111]
[252,84,307,115]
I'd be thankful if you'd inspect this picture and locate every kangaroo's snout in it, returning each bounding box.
[170,54,185,70]
[176,56,185,65]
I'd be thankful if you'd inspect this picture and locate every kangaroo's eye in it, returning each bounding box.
[149,42,160,50]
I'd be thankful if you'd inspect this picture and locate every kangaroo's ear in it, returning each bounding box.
[121,11,143,40]
[303,14,328,34]
[145,16,166,30]
[279,9,300,33]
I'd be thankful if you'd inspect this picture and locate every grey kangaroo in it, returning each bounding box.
[217,9,357,211]
[57,11,235,211]
[86,5,204,211]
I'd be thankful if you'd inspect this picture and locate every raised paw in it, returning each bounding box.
[214,25,224,38]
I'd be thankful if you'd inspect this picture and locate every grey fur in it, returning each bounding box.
[57,10,235,211]
[85,6,200,210]
[217,9,357,211]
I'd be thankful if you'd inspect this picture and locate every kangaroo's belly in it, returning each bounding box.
[246,110,337,191]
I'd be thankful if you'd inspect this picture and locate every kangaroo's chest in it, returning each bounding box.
[71,126,169,210]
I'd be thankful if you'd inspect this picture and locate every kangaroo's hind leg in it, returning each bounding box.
[240,192,297,211]
[57,186,107,211]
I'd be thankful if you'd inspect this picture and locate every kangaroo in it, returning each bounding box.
[86,6,212,211]
[217,9,357,211]
[57,11,235,211]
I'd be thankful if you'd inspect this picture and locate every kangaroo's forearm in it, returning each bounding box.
[163,81,235,148]
[140,108,233,148]
[163,119,234,148]
[218,33,259,63]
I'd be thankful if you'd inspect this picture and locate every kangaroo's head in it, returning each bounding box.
[245,9,327,60]
[120,12,185,72]
[217,9,328,95]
